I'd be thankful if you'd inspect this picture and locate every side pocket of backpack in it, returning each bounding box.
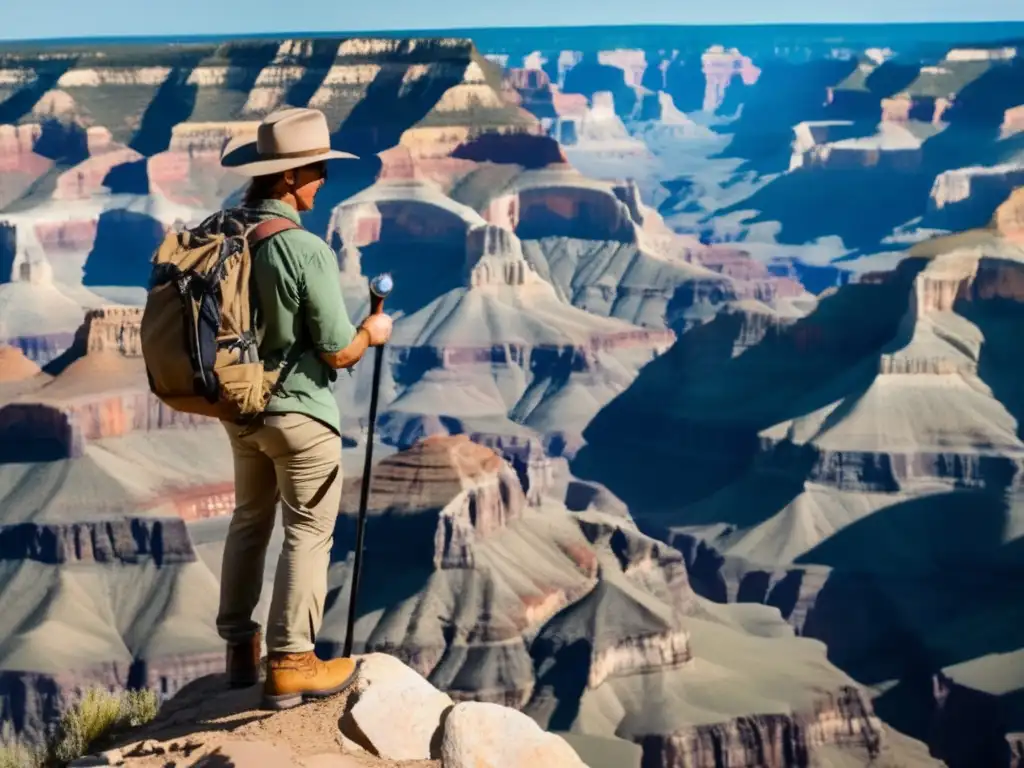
[216,362,275,415]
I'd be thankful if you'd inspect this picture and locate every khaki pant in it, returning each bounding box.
[218,412,342,654]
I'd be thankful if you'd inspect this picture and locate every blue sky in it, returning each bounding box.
[3,0,1023,41]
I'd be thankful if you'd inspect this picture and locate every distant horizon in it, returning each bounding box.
[4,19,1024,47]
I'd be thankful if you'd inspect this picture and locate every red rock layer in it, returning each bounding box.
[358,434,513,513]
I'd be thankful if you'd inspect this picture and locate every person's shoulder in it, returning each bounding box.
[271,226,334,261]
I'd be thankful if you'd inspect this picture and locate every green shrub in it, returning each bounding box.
[0,722,46,768]
[49,686,160,765]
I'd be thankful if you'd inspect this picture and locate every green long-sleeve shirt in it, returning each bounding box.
[249,198,356,434]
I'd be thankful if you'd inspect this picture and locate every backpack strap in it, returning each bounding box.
[234,215,306,432]
[242,213,302,354]
[247,216,301,246]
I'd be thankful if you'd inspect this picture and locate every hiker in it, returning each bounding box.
[216,107,392,709]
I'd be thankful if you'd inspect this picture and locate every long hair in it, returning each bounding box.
[242,173,284,207]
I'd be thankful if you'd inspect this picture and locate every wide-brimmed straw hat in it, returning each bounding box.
[220,107,357,177]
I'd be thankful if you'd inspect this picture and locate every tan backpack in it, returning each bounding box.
[140,211,300,422]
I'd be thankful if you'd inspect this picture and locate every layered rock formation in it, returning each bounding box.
[0,190,202,365]
[0,514,223,739]
[0,321,214,460]
[882,47,1019,125]
[790,119,928,171]
[443,163,808,330]
[187,436,935,767]
[700,45,761,112]
[0,516,196,565]
[5,27,1024,768]
[929,165,1024,230]
[577,213,1024,762]
[324,176,680,453]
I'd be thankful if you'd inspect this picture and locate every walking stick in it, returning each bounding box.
[343,272,393,659]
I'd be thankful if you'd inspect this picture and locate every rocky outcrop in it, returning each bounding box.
[929,166,1024,228]
[790,120,924,171]
[695,248,806,302]
[638,687,883,768]
[0,390,214,459]
[883,49,1019,126]
[327,178,486,262]
[0,303,219,459]
[0,517,196,565]
[701,45,760,112]
[467,224,544,288]
[342,652,455,761]
[503,438,560,506]
[83,306,144,356]
[344,434,527,568]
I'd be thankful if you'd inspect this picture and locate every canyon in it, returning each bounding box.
[576,191,1024,766]
[2,22,1024,768]
[0,431,939,767]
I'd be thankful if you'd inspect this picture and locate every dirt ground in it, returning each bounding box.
[102,673,439,768]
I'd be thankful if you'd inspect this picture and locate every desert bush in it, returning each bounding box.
[49,687,160,764]
[0,722,46,768]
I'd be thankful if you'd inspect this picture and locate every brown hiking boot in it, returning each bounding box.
[262,651,359,710]
[226,632,262,689]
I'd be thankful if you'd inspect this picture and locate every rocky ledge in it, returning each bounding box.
[87,653,608,768]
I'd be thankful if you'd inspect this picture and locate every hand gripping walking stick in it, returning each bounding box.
[342,272,393,659]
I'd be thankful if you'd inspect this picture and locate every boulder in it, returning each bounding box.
[341,652,453,760]
[441,701,588,768]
